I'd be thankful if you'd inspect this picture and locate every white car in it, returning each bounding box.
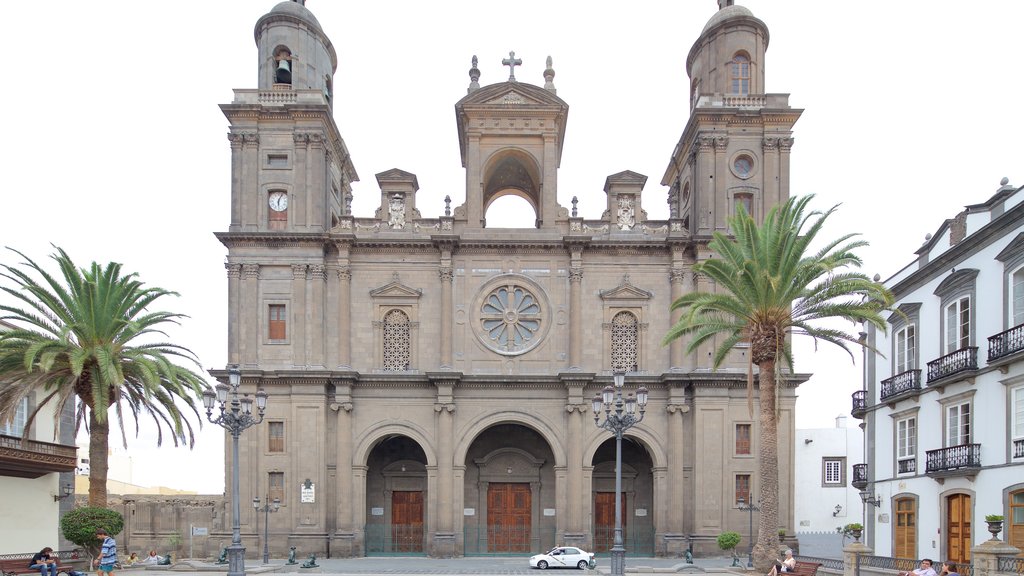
[529,546,595,570]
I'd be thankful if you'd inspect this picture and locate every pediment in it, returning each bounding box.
[605,170,649,187]
[457,81,567,108]
[995,232,1024,263]
[600,277,652,301]
[369,279,422,299]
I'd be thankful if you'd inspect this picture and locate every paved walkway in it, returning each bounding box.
[117,555,747,576]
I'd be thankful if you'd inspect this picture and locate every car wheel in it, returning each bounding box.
[537,561,548,570]
[578,560,588,569]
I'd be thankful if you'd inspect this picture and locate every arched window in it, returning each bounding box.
[611,311,638,372]
[730,54,750,95]
[383,309,410,371]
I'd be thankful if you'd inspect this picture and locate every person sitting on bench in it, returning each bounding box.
[29,547,59,576]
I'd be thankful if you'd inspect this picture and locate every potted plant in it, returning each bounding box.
[840,522,864,542]
[985,515,1004,540]
[717,531,742,567]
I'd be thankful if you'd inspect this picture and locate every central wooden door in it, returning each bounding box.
[947,494,971,564]
[594,492,626,552]
[487,483,531,552]
[391,491,424,552]
[894,497,916,560]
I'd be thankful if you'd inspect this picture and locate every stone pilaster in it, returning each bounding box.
[241,263,260,367]
[307,264,326,367]
[226,263,241,365]
[291,264,307,367]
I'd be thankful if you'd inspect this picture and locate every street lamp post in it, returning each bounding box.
[202,365,268,576]
[253,495,280,564]
[737,498,759,568]
[592,372,648,576]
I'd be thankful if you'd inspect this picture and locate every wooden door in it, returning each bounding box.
[391,491,423,552]
[1009,489,1024,556]
[488,483,531,552]
[894,497,916,560]
[594,492,626,552]
[946,494,971,564]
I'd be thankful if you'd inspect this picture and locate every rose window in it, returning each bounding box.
[480,284,543,354]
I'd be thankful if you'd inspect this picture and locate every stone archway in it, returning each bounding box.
[364,435,429,555]
[589,436,656,555]
[462,424,557,554]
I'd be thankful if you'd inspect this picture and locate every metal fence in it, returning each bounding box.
[998,556,1024,574]
[592,525,655,556]
[859,556,972,576]
[462,525,557,556]
[365,524,426,556]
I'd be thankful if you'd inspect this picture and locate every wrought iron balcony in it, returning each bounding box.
[0,434,77,478]
[852,464,868,490]
[1014,438,1023,460]
[926,347,978,384]
[925,443,981,478]
[880,369,922,401]
[988,323,1024,363]
[851,390,867,419]
[898,457,917,474]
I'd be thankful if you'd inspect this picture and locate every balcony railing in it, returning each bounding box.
[926,347,978,383]
[925,443,981,476]
[898,457,917,474]
[851,390,867,418]
[0,434,77,478]
[852,464,868,489]
[1014,438,1024,459]
[988,323,1024,362]
[880,369,922,400]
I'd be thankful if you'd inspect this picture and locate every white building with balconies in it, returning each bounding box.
[858,178,1024,564]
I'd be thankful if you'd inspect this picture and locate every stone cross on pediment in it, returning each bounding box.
[502,51,522,82]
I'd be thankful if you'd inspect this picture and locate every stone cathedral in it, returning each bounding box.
[214,0,804,559]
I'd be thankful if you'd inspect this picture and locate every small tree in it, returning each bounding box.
[718,531,742,566]
[61,507,124,559]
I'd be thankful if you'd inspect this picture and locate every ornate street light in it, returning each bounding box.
[737,498,759,568]
[253,495,280,564]
[202,365,268,576]
[592,372,648,576]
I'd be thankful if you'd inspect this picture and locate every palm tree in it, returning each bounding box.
[662,195,893,570]
[0,246,209,507]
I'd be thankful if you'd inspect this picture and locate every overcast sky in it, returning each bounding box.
[2,1,1021,493]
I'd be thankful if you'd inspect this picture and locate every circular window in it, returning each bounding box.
[733,155,754,178]
[474,275,550,356]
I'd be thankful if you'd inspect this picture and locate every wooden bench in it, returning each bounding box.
[0,559,76,576]
[791,561,822,576]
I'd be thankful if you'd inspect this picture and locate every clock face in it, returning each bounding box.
[269,192,288,211]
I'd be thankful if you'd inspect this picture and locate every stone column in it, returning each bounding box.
[440,266,454,368]
[713,135,729,232]
[663,403,688,555]
[668,267,685,369]
[226,263,241,365]
[242,133,259,232]
[779,137,794,205]
[307,265,326,368]
[291,264,307,367]
[227,134,243,231]
[565,404,585,542]
[325,264,339,367]
[293,133,309,228]
[337,265,352,368]
[569,267,583,369]
[434,402,456,556]
[332,380,354,555]
[970,536,1020,576]
[842,541,871,576]
[762,137,781,210]
[241,263,260,367]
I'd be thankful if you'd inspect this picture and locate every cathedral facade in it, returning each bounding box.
[215,0,804,558]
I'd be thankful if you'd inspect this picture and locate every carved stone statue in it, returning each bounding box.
[300,554,318,568]
[616,196,635,230]
[287,547,298,565]
[388,193,406,229]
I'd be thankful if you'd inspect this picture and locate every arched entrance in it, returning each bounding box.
[463,423,557,554]
[591,436,655,555]
[364,435,429,555]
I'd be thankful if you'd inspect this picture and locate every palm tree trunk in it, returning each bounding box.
[88,410,109,508]
[753,359,780,572]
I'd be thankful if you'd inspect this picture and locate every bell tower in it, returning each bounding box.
[453,54,569,230]
[662,2,801,238]
[221,0,357,235]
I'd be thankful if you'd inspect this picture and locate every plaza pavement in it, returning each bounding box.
[117,554,746,576]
